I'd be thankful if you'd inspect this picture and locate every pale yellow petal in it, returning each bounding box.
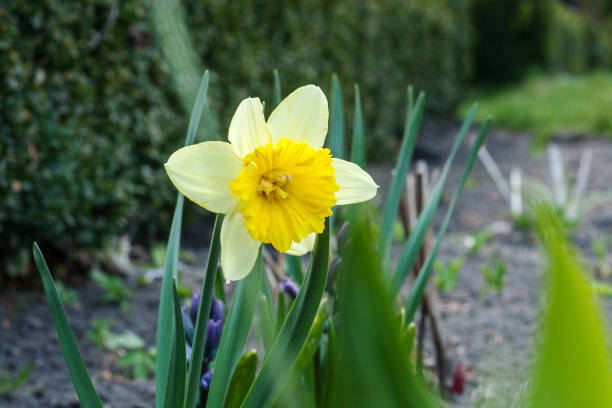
[165,141,242,213]
[332,158,379,205]
[267,85,328,149]
[220,208,262,282]
[286,232,316,256]
[228,97,272,157]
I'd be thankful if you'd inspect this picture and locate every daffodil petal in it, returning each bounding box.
[221,208,262,281]
[267,85,328,149]
[165,141,242,213]
[228,97,272,157]
[286,232,316,256]
[332,158,379,205]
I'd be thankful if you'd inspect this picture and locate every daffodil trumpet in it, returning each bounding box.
[165,85,378,281]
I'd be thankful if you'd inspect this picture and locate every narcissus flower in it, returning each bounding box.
[165,85,378,281]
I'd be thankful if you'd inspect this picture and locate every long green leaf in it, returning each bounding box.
[286,255,304,285]
[32,243,103,408]
[328,74,344,159]
[156,71,210,407]
[206,251,263,408]
[404,119,490,321]
[163,280,187,408]
[223,350,258,408]
[184,214,223,408]
[272,70,282,110]
[392,104,478,296]
[350,84,366,168]
[258,295,275,351]
[240,219,330,408]
[528,201,612,407]
[378,91,425,260]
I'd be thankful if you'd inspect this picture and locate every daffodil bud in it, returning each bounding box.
[280,276,299,298]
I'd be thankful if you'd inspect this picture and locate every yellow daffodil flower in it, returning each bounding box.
[165,85,378,281]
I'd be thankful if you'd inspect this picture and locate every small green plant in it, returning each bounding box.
[434,257,464,293]
[118,348,156,381]
[87,318,116,350]
[481,258,507,296]
[55,281,80,308]
[467,230,494,256]
[0,363,33,394]
[91,269,132,312]
[592,235,610,277]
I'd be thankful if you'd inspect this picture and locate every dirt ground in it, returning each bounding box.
[2,120,612,407]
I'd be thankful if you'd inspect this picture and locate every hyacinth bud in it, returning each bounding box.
[185,341,192,363]
[210,296,225,323]
[279,276,299,298]
[200,369,213,391]
[205,318,224,354]
[190,291,201,322]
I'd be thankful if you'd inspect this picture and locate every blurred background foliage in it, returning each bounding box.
[2,0,612,276]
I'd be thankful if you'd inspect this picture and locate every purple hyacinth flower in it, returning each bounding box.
[205,318,224,352]
[190,292,201,322]
[200,369,213,391]
[210,296,225,323]
[279,276,299,298]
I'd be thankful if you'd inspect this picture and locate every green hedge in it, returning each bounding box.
[183,0,472,156]
[1,0,471,276]
[0,1,185,276]
[547,2,591,73]
[470,0,553,82]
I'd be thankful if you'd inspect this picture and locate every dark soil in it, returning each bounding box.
[2,120,612,407]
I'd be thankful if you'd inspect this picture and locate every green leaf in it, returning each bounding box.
[328,74,344,159]
[206,252,263,408]
[275,293,287,334]
[223,350,258,408]
[391,104,477,297]
[285,255,304,285]
[215,267,227,305]
[404,119,490,321]
[330,205,437,407]
[163,280,187,408]
[183,215,223,408]
[258,295,275,351]
[272,70,282,110]
[240,219,330,408]
[528,201,612,407]
[293,298,327,374]
[156,71,210,408]
[32,243,103,408]
[378,91,425,260]
[350,84,366,168]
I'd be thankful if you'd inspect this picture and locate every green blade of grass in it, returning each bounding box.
[404,119,490,321]
[378,91,425,261]
[272,70,282,110]
[183,214,223,408]
[391,105,478,296]
[32,243,103,408]
[206,251,263,408]
[350,84,366,168]
[528,201,612,407]
[156,71,210,408]
[240,219,330,408]
[163,280,187,408]
[328,74,344,160]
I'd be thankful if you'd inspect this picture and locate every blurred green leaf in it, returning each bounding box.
[156,71,209,408]
[405,119,490,321]
[163,281,186,408]
[272,70,282,111]
[392,105,478,296]
[207,251,263,408]
[378,91,425,260]
[183,215,223,408]
[33,243,103,408]
[0,363,33,394]
[223,350,258,408]
[118,348,156,381]
[528,201,612,407]
[350,84,366,168]
[293,298,328,374]
[241,219,330,408]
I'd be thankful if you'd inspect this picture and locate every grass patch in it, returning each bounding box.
[459,72,612,141]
